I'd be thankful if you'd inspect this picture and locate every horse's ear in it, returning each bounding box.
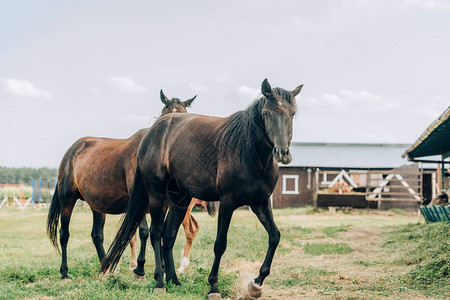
[183,95,197,107]
[261,78,273,99]
[291,84,303,97]
[160,89,169,105]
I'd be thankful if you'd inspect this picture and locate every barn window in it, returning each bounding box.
[282,175,299,195]
[321,172,332,185]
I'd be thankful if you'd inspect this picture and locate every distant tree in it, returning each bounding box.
[0,167,58,185]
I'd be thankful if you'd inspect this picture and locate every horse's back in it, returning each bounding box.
[138,114,225,201]
[140,113,222,169]
[57,129,147,213]
[140,113,278,203]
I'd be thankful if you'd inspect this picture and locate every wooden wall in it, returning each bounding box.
[272,167,314,208]
[272,166,435,210]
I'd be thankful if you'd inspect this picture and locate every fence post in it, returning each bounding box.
[38,177,42,203]
[313,168,319,212]
[31,178,35,204]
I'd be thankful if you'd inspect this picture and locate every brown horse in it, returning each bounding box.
[101,79,303,298]
[47,90,202,279]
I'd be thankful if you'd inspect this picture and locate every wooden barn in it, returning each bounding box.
[271,142,437,211]
[402,106,450,196]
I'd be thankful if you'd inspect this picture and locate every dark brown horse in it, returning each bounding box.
[101,79,303,298]
[47,91,198,279]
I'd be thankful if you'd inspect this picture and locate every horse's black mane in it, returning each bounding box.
[214,88,295,173]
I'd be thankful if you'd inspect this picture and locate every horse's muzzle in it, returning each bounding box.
[273,146,292,165]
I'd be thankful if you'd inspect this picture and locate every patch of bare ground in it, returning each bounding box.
[229,221,438,300]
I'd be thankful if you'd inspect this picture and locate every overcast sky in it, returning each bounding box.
[1,0,449,168]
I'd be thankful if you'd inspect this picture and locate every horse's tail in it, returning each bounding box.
[47,183,61,253]
[206,202,216,217]
[101,165,148,273]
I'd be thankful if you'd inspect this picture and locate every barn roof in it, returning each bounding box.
[286,142,410,169]
[402,106,450,160]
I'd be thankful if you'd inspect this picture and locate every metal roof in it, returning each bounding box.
[286,142,410,169]
[402,106,450,160]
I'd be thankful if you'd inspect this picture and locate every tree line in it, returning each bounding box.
[0,167,58,185]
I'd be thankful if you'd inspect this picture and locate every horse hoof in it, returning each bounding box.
[133,273,145,281]
[153,288,166,294]
[207,293,222,299]
[248,280,262,298]
[170,279,181,286]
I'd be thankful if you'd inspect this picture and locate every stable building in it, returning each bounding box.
[402,106,450,195]
[272,142,437,211]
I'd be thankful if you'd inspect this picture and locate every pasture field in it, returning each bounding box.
[0,207,448,299]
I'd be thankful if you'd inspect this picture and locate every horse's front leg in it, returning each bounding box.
[248,202,280,298]
[208,200,234,298]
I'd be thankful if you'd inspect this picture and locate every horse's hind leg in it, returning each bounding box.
[149,196,167,290]
[133,217,149,279]
[91,209,106,263]
[59,201,76,279]
[208,199,235,297]
[178,199,199,273]
[129,230,138,270]
[162,205,188,285]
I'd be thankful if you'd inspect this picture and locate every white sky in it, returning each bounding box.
[1,0,449,168]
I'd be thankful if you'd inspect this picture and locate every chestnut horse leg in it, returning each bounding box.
[178,198,199,273]
[129,230,138,270]
[59,200,77,279]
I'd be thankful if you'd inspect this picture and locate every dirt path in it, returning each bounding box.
[230,220,436,300]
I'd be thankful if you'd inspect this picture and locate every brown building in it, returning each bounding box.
[272,142,438,211]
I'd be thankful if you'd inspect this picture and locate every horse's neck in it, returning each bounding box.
[246,116,274,172]
[254,137,274,171]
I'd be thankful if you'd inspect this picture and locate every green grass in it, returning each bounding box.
[383,221,450,297]
[389,208,408,215]
[1,207,446,299]
[322,225,350,238]
[304,242,353,255]
[269,266,336,288]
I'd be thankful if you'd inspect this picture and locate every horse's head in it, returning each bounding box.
[261,78,303,165]
[160,89,197,116]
